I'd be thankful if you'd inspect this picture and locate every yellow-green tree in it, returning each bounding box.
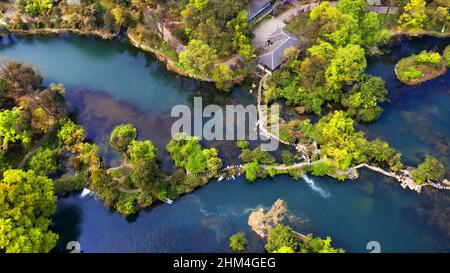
[0,108,30,151]
[397,0,428,32]
[315,111,368,170]
[212,64,234,91]
[229,232,247,252]
[0,169,58,253]
[179,39,218,78]
[325,44,367,91]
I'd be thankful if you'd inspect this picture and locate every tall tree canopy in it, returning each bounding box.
[0,169,58,253]
[325,44,367,91]
[0,108,30,151]
[397,0,429,32]
[412,156,445,185]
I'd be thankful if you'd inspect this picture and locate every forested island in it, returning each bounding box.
[0,0,449,253]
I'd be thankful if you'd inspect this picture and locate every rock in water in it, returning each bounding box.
[248,199,288,238]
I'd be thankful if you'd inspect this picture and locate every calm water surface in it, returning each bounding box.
[0,34,448,253]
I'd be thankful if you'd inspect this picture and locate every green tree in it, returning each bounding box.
[229,232,247,252]
[310,162,334,176]
[337,0,367,19]
[90,169,118,207]
[342,75,388,122]
[240,147,275,164]
[245,160,261,182]
[414,51,442,67]
[207,156,222,172]
[309,2,343,39]
[397,0,428,32]
[179,39,218,78]
[444,45,450,67]
[32,107,51,133]
[111,5,133,28]
[76,142,100,171]
[308,41,336,63]
[186,147,207,174]
[115,193,136,217]
[273,246,295,253]
[212,64,234,91]
[130,159,164,189]
[167,136,220,174]
[412,156,445,185]
[315,111,368,169]
[103,9,117,32]
[227,10,254,60]
[282,151,296,166]
[110,124,137,153]
[0,108,30,150]
[301,235,345,253]
[57,120,85,148]
[265,224,300,253]
[28,147,58,176]
[365,138,403,171]
[127,140,158,161]
[325,44,367,91]
[434,6,449,31]
[236,140,249,150]
[360,12,390,47]
[0,169,58,253]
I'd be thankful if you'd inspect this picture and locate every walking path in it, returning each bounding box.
[256,71,449,193]
[17,124,55,169]
[256,73,312,154]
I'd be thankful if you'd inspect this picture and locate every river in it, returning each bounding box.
[0,34,448,253]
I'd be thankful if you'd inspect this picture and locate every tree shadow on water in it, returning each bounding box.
[51,203,83,253]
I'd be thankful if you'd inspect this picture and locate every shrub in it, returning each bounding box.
[310,162,334,176]
[265,224,300,253]
[229,232,247,252]
[236,140,249,150]
[402,69,422,80]
[414,51,442,67]
[245,160,261,182]
[412,156,445,185]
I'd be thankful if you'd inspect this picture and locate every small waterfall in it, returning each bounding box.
[302,174,330,198]
[80,188,92,198]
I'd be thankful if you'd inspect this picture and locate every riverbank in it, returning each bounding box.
[126,30,215,83]
[6,28,117,40]
[391,30,450,39]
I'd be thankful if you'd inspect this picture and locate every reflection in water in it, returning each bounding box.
[51,202,83,253]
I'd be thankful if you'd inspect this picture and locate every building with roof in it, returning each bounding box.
[248,0,274,21]
[258,27,304,71]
